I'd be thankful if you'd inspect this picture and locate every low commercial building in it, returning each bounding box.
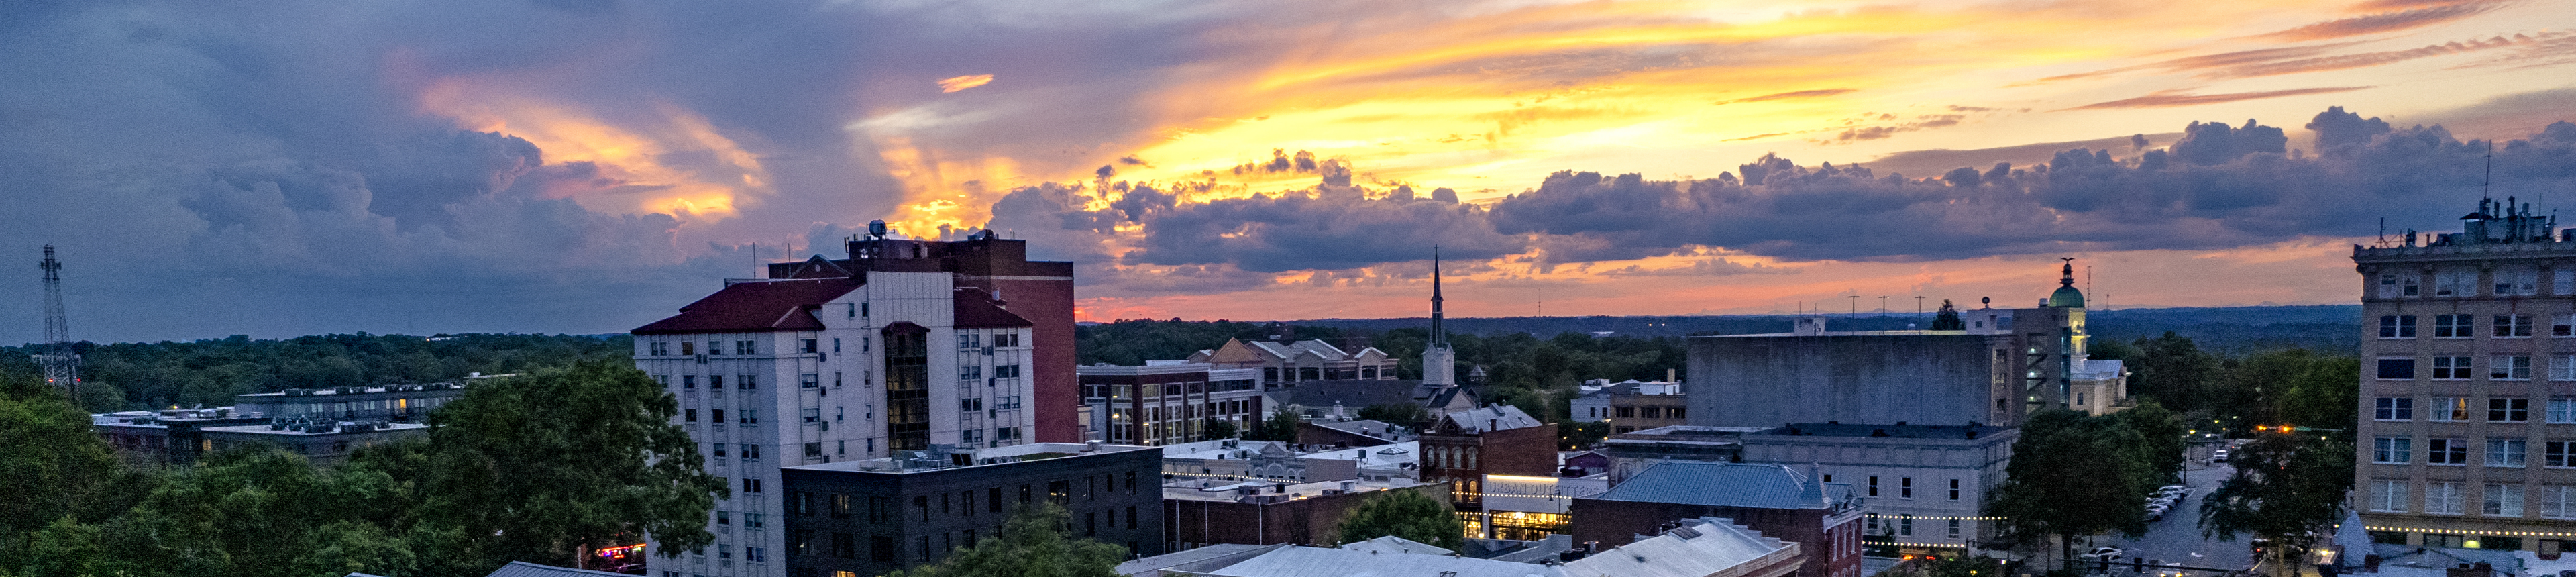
[778,441,1163,577]
[1570,462,1864,577]
[1162,476,1451,549]
[1607,381,1688,434]
[1472,473,1609,541]
[1421,405,1554,511]
[1190,338,1398,386]
[1739,423,2016,554]
[1077,361,1264,446]
[93,407,427,466]
[1295,419,1410,448]
[1597,425,1761,482]
[233,381,471,421]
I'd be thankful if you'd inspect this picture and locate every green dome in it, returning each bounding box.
[2049,285,2085,308]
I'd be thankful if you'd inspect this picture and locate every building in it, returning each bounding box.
[1191,338,1397,387]
[1424,248,1459,387]
[778,441,1163,577]
[1291,441,1423,483]
[632,225,1068,577]
[2351,198,2576,554]
[1295,419,1411,448]
[1129,516,1803,577]
[1570,462,1864,577]
[1472,473,1609,541]
[1077,360,1264,446]
[1163,476,1451,549]
[93,407,428,466]
[1609,381,1689,434]
[1420,405,1555,511]
[1597,425,1762,482]
[1738,423,2017,554]
[232,381,470,422]
[1684,264,2111,430]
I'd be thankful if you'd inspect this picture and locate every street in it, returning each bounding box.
[2088,460,2259,574]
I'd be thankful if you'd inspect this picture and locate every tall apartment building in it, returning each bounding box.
[632,225,1070,577]
[2351,199,2576,553]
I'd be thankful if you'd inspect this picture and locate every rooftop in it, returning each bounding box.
[1558,517,1795,577]
[1587,462,1839,511]
[1603,425,1766,447]
[1436,405,1544,433]
[1161,476,1429,503]
[632,277,858,335]
[788,442,1155,474]
[1756,422,2008,439]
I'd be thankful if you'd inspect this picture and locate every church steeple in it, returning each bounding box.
[1431,246,1446,346]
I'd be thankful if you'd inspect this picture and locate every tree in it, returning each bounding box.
[2115,400,2188,485]
[886,503,1126,577]
[1989,411,2155,568]
[2274,356,2357,433]
[407,360,727,568]
[1558,421,1608,450]
[80,447,420,577]
[1244,409,1302,442]
[2128,332,2217,413]
[1199,417,1238,441]
[1334,489,1464,549]
[0,377,129,572]
[2198,433,2351,577]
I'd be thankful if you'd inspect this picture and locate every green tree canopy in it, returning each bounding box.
[886,503,1126,577]
[2198,433,2352,569]
[1356,403,1429,427]
[0,374,131,572]
[1244,409,1302,442]
[1989,410,2156,566]
[1335,489,1464,550]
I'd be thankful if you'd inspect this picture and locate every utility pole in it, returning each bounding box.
[36,245,80,401]
[1916,295,1925,315]
[1879,296,1889,317]
[1847,295,1858,317]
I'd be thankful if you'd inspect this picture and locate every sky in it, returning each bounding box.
[3,0,2574,344]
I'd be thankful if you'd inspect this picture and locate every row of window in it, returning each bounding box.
[1854,475,1965,501]
[2371,437,2576,467]
[1862,514,1966,539]
[2368,480,2576,518]
[2373,397,2576,423]
[790,474,1142,523]
[956,333,1022,349]
[2375,356,2576,380]
[955,364,1022,380]
[683,409,760,424]
[1611,405,1686,419]
[2377,314,2576,338]
[2377,268,2576,299]
[649,339,765,356]
[782,507,1134,570]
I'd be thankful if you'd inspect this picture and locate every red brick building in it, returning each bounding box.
[1571,462,1867,577]
[1418,405,1552,510]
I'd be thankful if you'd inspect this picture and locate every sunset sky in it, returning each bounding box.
[4,0,2574,342]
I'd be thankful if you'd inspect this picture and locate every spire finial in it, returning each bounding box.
[2059,257,2075,287]
[1430,246,1446,346]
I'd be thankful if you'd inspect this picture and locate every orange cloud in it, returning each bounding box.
[938,74,994,93]
[2063,86,2375,110]
[417,78,771,219]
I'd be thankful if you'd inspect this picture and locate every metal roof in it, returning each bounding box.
[480,561,632,577]
[1201,545,1567,577]
[1558,517,1794,577]
[1587,462,1825,510]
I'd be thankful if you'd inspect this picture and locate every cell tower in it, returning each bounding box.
[36,245,80,398]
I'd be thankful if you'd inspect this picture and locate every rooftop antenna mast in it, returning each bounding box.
[36,245,80,400]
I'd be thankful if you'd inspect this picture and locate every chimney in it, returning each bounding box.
[1666,368,1676,383]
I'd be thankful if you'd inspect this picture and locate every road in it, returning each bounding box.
[2086,461,2261,574]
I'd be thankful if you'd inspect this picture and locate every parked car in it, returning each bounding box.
[2084,547,2125,559]
[2212,449,2231,462]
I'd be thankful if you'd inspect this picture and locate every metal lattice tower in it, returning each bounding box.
[36,245,80,397]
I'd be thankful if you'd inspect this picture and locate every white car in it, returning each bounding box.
[2213,449,2232,462]
[2084,547,2125,559]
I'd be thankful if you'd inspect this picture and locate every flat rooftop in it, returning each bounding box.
[788,442,1156,474]
[1163,476,1431,503]
[1757,422,2008,439]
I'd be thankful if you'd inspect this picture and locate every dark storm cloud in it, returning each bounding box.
[0,0,1249,342]
[1483,111,2576,262]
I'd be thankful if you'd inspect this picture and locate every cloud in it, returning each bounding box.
[1599,258,1796,277]
[938,74,996,93]
[2255,1,2507,41]
[2064,87,2374,110]
[2208,32,2572,78]
[1715,89,1858,105]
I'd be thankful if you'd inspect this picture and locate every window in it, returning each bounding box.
[803,408,821,423]
[995,333,1020,347]
[2555,399,2576,423]
[736,340,755,355]
[684,375,698,389]
[793,530,814,556]
[800,339,818,354]
[2493,356,2533,380]
[2431,397,2469,421]
[2435,315,2472,337]
[745,546,765,563]
[1128,505,1139,529]
[1901,477,1914,499]
[686,409,698,423]
[742,443,761,460]
[2430,439,2471,464]
[2498,268,2540,295]
[2558,356,2576,380]
[804,442,822,458]
[2374,437,2412,463]
[2381,272,2421,297]
[710,376,724,389]
[871,536,893,562]
[2428,482,2465,514]
[792,492,812,516]
[713,443,728,458]
[2372,480,2408,512]
[682,341,696,355]
[2432,357,2471,380]
[995,364,1021,378]
[2551,441,2575,468]
[2562,315,2576,337]
[2378,358,2417,379]
[1868,476,1880,497]
[1615,407,1634,418]
[651,342,670,355]
[2380,315,2417,338]
[708,340,723,355]
[1947,519,1962,539]
[2435,270,2475,297]
[716,511,730,525]
[959,365,983,380]
[2498,315,2536,337]
[1949,478,1962,501]
[2491,399,2530,421]
[2487,439,2526,467]
[740,374,757,390]
[2375,397,2415,421]
[1898,516,1913,537]
[741,409,759,424]
[742,478,763,493]
[2484,484,2524,517]
[2545,486,2576,519]
[801,374,818,388]
[2560,269,2576,295]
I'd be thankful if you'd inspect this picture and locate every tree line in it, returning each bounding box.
[0,333,631,413]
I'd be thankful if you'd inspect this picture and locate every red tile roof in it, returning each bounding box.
[633,279,859,335]
[953,288,1032,329]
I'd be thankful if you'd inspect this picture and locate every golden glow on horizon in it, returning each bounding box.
[417,78,773,221]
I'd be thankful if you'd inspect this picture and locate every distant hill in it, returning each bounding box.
[1286,305,2360,356]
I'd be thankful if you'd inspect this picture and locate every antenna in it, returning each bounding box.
[36,246,80,401]
[2483,140,2495,199]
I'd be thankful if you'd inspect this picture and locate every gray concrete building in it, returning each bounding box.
[780,441,1163,577]
[1737,423,2016,552]
[2351,197,2576,554]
